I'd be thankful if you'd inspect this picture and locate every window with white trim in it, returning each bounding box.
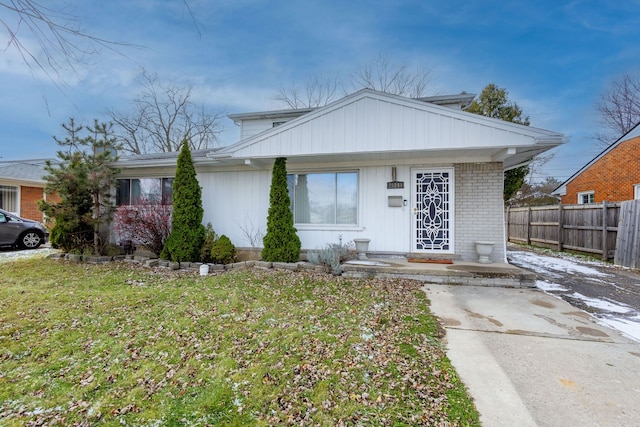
[0,185,17,213]
[635,184,640,200]
[116,178,174,205]
[577,191,594,204]
[287,172,358,225]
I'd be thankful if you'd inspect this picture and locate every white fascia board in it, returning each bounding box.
[492,147,517,161]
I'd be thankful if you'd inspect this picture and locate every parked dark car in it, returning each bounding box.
[0,208,48,249]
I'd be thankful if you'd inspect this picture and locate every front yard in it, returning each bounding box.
[0,258,479,426]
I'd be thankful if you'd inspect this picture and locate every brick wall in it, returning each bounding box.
[562,136,640,204]
[19,186,45,221]
[455,162,506,262]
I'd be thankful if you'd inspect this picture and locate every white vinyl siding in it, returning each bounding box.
[231,95,542,159]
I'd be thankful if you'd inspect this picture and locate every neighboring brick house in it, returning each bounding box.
[554,123,640,204]
[0,160,55,221]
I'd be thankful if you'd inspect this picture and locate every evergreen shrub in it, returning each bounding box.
[261,157,301,262]
[210,235,236,264]
[200,223,217,263]
[161,141,205,262]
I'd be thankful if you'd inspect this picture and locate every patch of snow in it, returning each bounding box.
[535,280,569,292]
[508,251,612,277]
[568,292,633,314]
[596,315,640,343]
[345,260,390,266]
[0,247,60,263]
[361,332,374,341]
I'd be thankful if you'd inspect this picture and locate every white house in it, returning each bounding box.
[115,89,565,263]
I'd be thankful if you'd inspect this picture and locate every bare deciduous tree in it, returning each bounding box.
[597,71,640,147]
[349,53,435,98]
[0,1,201,91]
[274,75,341,109]
[274,53,436,109]
[0,1,131,83]
[108,70,224,154]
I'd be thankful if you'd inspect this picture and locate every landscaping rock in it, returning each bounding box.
[85,255,113,264]
[228,261,249,269]
[298,262,317,271]
[273,262,299,271]
[254,261,273,269]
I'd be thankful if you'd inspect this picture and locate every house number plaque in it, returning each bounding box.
[387,181,404,189]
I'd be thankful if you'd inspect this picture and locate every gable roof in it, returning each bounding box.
[211,89,564,169]
[553,121,640,196]
[115,89,565,170]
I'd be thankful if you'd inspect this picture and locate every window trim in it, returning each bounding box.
[0,184,19,215]
[635,184,640,200]
[287,169,359,228]
[116,177,174,206]
[577,190,594,204]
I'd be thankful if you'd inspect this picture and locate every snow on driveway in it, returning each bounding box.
[508,249,640,343]
[508,251,612,278]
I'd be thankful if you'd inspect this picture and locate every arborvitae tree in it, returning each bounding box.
[262,157,301,262]
[161,140,205,262]
[39,118,120,253]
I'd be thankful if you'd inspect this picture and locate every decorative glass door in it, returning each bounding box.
[412,169,454,253]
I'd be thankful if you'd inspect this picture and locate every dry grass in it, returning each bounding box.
[0,257,479,426]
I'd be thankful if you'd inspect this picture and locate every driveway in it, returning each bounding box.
[424,283,640,426]
[507,244,640,343]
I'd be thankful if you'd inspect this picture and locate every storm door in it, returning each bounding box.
[411,169,454,253]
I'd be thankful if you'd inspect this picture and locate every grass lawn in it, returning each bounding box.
[0,257,479,426]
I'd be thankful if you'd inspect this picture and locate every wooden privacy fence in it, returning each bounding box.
[506,202,621,261]
[614,200,640,269]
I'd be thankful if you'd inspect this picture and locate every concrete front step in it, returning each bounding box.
[341,259,536,287]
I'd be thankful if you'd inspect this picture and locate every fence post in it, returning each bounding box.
[557,204,563,251]
[602,200,608,260]
[506,206,510,243]
[526,207,532,245]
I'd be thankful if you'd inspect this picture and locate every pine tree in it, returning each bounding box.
[465,84,531,201]
[262,157,301,262]
[39,118,119,253]
[85,120,120,254]
[161,140,205,262]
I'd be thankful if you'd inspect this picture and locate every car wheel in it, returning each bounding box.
[19,231,43,249]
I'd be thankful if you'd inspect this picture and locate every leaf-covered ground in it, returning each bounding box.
[0,258,479,426]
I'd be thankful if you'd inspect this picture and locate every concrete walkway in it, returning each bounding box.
[423,284,640,426]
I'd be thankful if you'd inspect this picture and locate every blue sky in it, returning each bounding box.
[1,0,639,182]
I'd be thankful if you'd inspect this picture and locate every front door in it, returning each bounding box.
[411,168,454,253]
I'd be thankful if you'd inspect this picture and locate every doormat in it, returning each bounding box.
[407,258,453,264]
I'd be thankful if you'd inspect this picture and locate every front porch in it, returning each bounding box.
[341,258,535,288]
